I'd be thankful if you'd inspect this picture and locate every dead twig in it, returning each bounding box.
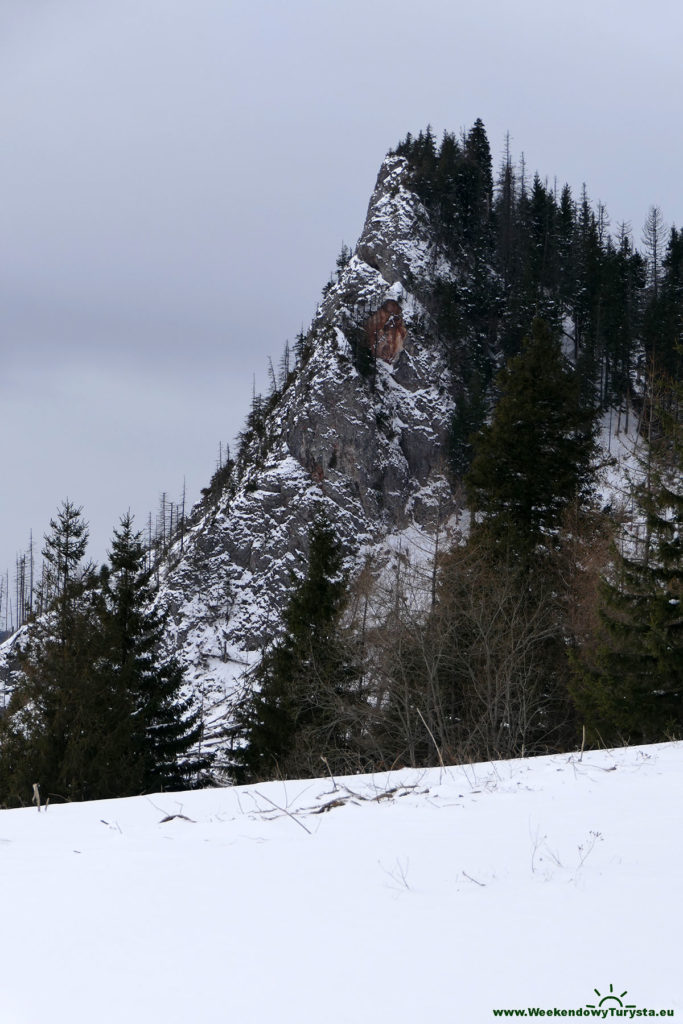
[320,755,339,791]
[253,790,312,835]
[416,708,445,771]
[146,797,196,824]
[380,857,411,891]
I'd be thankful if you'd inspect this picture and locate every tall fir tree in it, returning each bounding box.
[0,509,208,807]
[643,225,683,380]
[101,512,209,792]
[234,515,361,781]
[0,502,124,803]
[42,498,89,630]
[466,317,597,565]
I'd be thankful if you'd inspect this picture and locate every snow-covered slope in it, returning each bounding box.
[1,742,680,1023]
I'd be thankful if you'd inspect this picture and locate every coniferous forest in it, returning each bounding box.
[1,120,681,804]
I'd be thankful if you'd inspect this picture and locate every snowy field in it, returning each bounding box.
[1,743,681,1023]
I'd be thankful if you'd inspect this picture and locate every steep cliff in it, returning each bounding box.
[155,153,462,746]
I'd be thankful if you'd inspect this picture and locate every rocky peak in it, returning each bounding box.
[355,155,441,287]
[143,150,464,752]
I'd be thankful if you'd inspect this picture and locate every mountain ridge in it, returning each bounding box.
[153,151,463,759]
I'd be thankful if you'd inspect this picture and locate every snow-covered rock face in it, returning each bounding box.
[0,627,26,715]
[355,154,444,286]
[153,152,459,746]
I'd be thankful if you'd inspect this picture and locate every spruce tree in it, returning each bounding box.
[42,499,89,633]
[102,513,208,792]
[494,141,516,289]
[460,117,494,242]
[0,502,126,803]
[235,515,360,781]
[643,226,683,380]
[449,366,488,477]
[466,317,596,565]
[598,231,644,408]
[573,189,605,403]
[556,184,576,315]
[0,509,208,806]
[0,583,127,804]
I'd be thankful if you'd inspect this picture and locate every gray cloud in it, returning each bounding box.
[1,0,682,598]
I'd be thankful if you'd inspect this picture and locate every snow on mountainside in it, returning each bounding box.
[1,741,681,1023]
[154,154,460,750]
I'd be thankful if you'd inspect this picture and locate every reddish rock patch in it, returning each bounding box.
[365,299,407,363]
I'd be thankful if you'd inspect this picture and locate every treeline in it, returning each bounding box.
[196,341,308,511]
[393,121,682,473]
[232,320,682,781]
[0,504,210,806]
[1,484,191,637]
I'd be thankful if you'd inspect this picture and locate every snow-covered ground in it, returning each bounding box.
[1,743,681,1023]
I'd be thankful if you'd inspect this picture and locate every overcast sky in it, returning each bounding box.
[1,0,682,617]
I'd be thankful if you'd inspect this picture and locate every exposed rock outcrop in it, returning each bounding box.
[365,299,407,363]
